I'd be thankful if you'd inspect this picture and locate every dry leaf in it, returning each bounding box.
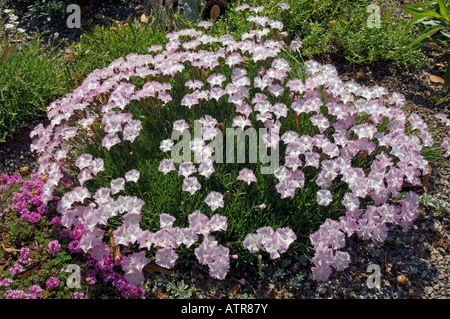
[109,229,121,261]
[21,263,42,280]
[328,20,336,27]
[228,283,242,297]
[422,167,432,193]
[360,150,368,160]
[80,5,92,14]
[210,5,221,21]
[430,75,445,84]
[154,289,170,299]
[2,242,20,253]
[20,166,29,175]
[95,14,119,25]
[143,262,173,275]
[397,274,408,284]
[1,45,17,63]
[140,13,149,24]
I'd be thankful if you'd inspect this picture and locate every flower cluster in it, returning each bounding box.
[435,113,450,156]
[18,248,31,265]
[47,240,61,255]
[310,191,420,281]
[26,1,442,287]
[45,277,60,289]
[6,173,48,223]
[243,226,297,259]
[2,9,25,34]
[2,285,42,299]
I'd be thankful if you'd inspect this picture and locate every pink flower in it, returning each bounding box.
[158,159,176,175]
[316,189,333,206]
[160,139,174,152]
[275,227,296,252]
[277,3,290,10]
[195,240,216,265]
[243,233,262,253]
[75,154,93,170]
[125,169,140,183]
[208,259,230,280]
[182,177,201,195]
[232,116,252,130]
[205,191,224,211]
[124,267,145,286]
[237,168,257,185]
[159,213,176,229]
[312,246,335,266]
[256,226,275,246]
[173,120,190,134]
[47,240,61,255]
[180,228,198,248]
[332,251,350,271]
[102,133,121,150]
[155,247,178,269]
[198,20,213,29]
[312,263,332,282]
[122,251,150,273]
[110,177,125,194]
[275,179,297,199]
[46,277,60,289]
[178,161,197,178]
[198,161,215,179]
[209,214,227,232]
[188,210,210,233]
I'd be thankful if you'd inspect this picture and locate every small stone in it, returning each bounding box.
[317,287,327,295]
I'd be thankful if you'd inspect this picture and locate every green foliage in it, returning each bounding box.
[331,6,422,65]
[152,272,197,299]
[24,0,81,24]
[418,193,448,216]
[0,37,67,142]
[402,0,450,103]
[211,0,421,65]
[65,21,168,90]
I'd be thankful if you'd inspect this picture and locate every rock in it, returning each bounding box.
[317,287,327,295]
[178,0,202,21]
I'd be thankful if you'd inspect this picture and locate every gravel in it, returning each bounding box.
[0,0,449,299]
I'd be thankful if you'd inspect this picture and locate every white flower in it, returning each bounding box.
[5,23,15,30]
[3,9,12,14]
[17,28,26,33]
[9,14,18,21]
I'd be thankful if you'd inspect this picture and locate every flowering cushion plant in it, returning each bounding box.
[28,1,446,288]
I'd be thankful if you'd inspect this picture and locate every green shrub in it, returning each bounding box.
[0,39,67,142]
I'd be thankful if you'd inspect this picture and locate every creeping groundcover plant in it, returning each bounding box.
[26,2,448,295]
